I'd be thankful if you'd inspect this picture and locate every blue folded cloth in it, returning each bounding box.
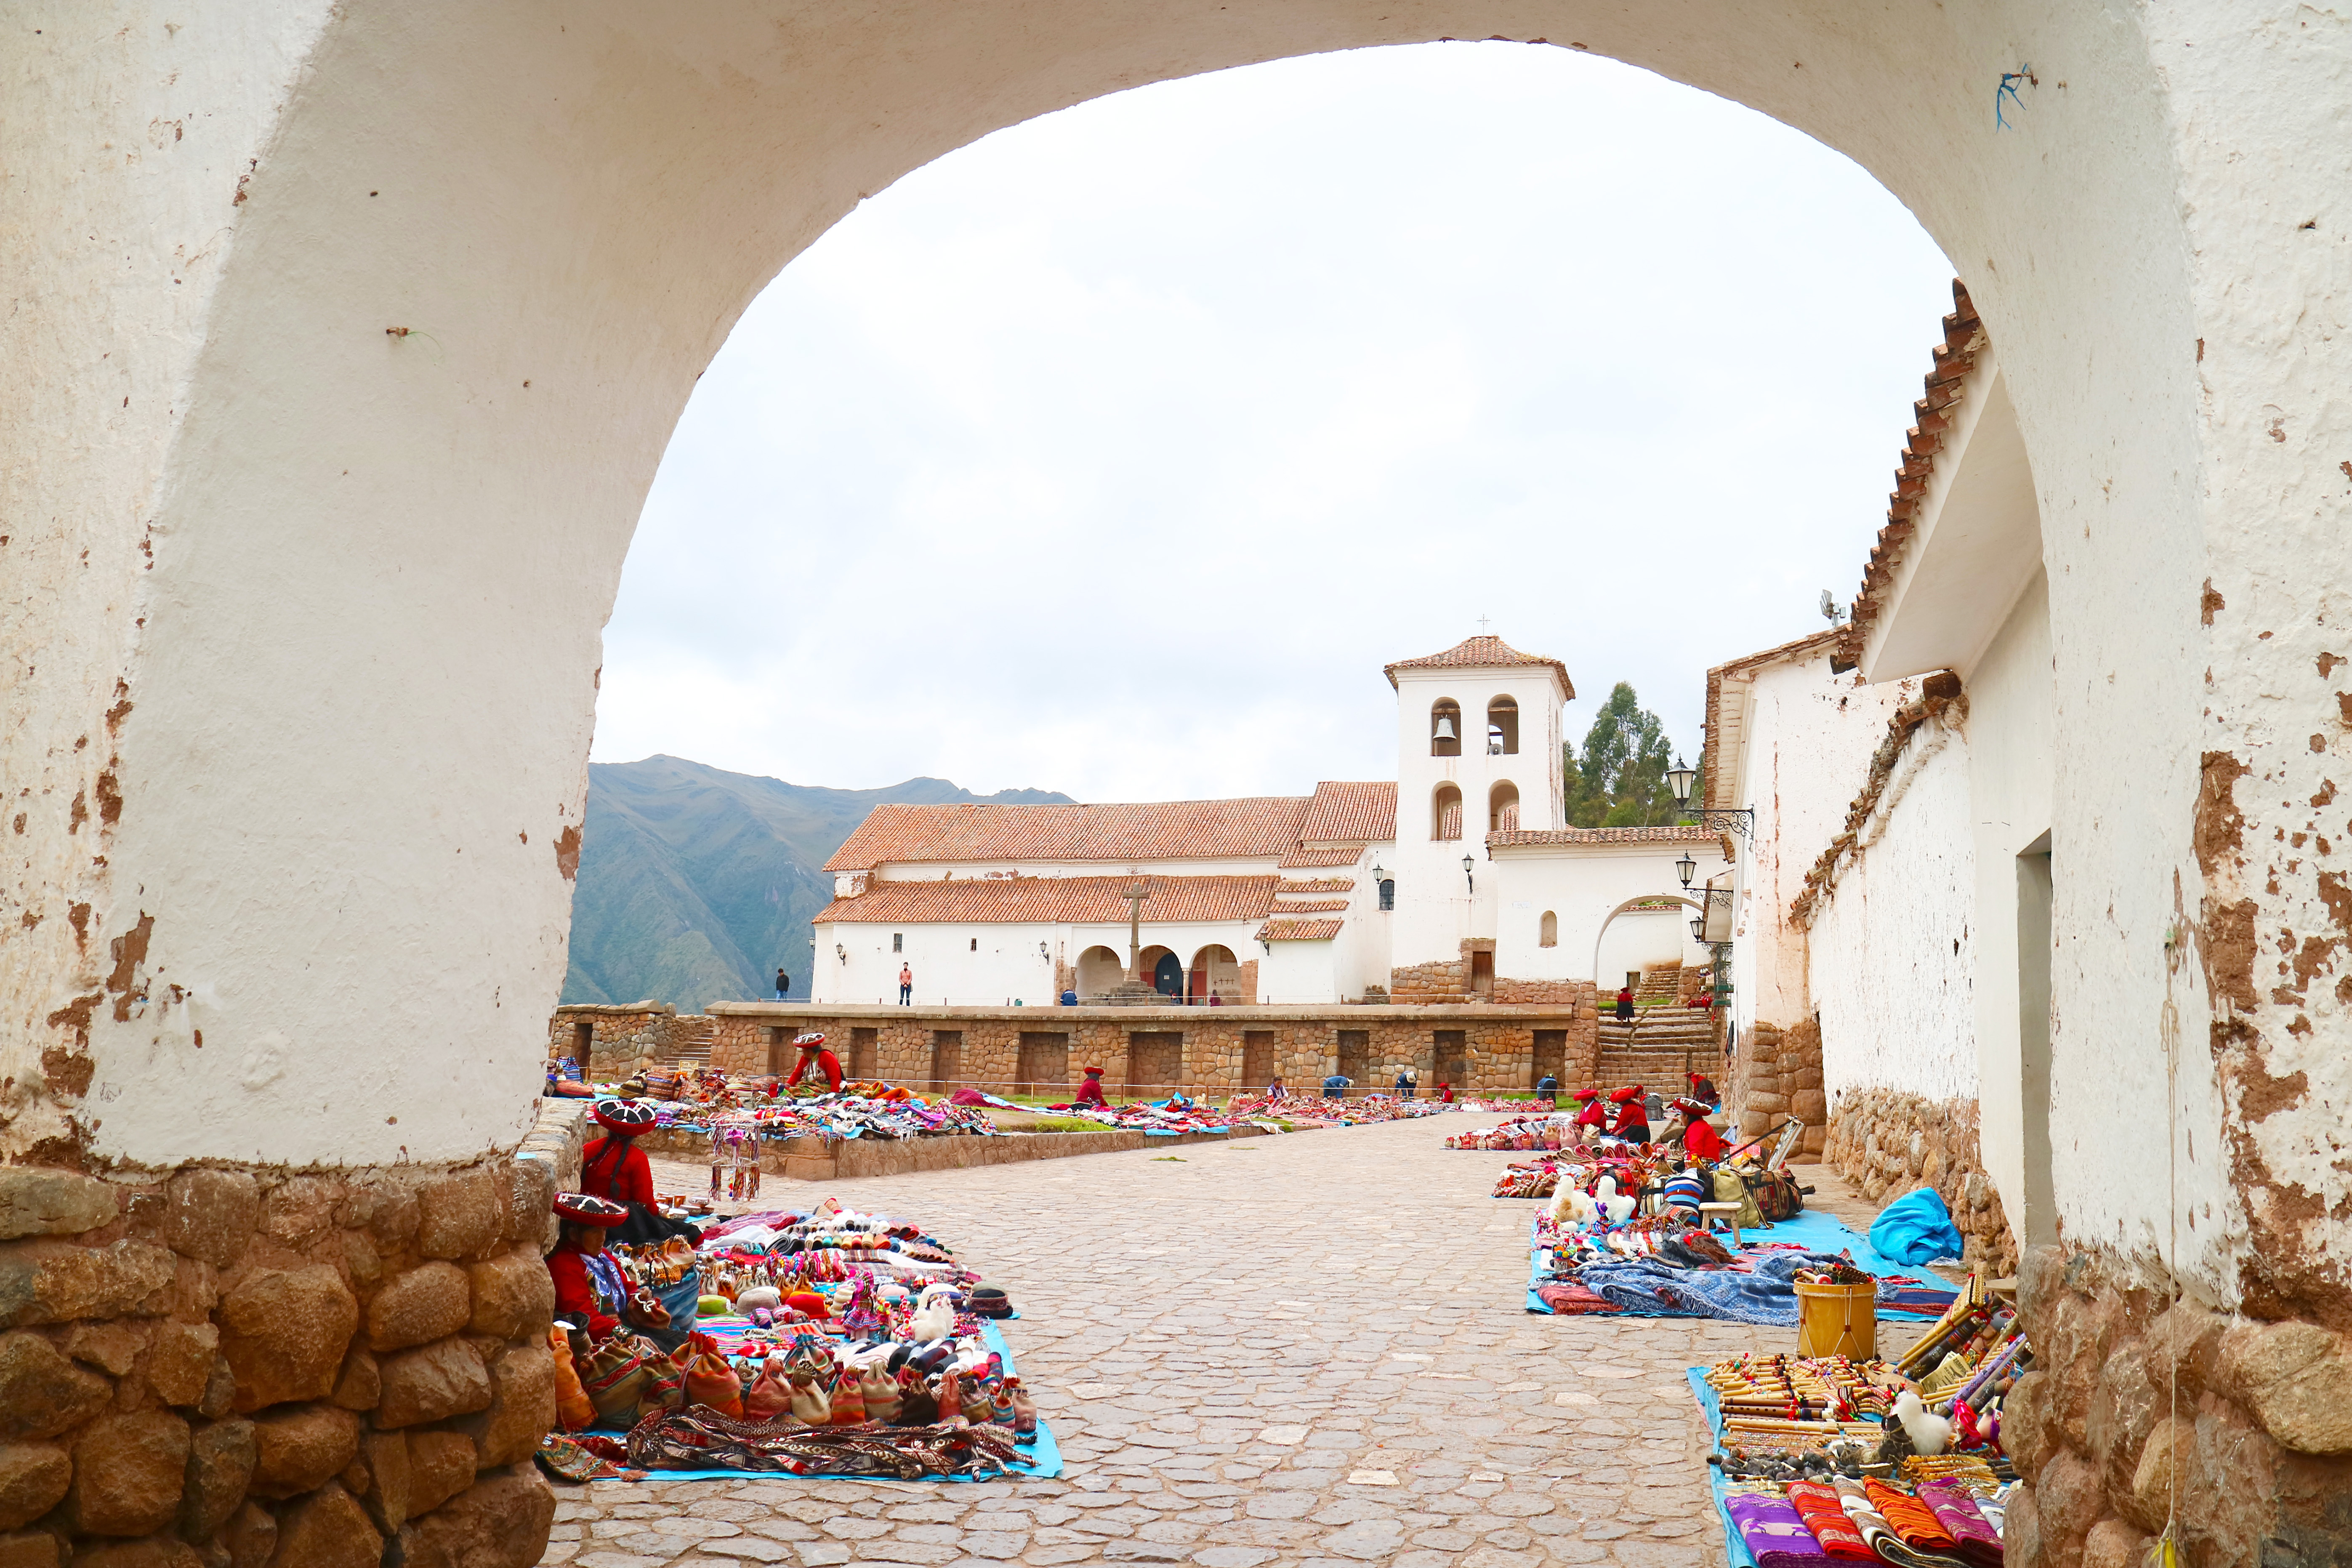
[1870,1187,1966,1265]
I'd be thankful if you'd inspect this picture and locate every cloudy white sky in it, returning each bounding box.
[592,42,1956,803]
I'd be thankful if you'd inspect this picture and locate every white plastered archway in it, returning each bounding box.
[10,0,2347,1317]
[1588,894,1707,989]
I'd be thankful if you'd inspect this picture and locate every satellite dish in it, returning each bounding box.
[1819,589,1848,626]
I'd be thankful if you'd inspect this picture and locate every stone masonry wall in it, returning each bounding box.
[2002,1243,2352,1568]
[1730,1017,1828,1155]
[1825,1087,2019,1279]
[546,1003,697,1080]
[0,1158,558,1568]
[705,1008,1591,1097]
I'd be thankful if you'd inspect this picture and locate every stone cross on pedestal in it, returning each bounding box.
[1123,879,1152,981]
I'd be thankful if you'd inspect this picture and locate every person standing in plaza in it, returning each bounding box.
[774,967,790,1001]
[1615,985,1635,1022]
[1536,1073,1560,1107]
[898,963,913,1005]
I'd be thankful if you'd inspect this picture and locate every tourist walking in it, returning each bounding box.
[774,967,790,1001]
[898,964,913,1005]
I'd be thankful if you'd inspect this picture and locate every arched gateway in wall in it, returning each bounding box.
[10,6,2350,1560]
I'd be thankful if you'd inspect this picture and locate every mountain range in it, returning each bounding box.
[562,755,1072,1011]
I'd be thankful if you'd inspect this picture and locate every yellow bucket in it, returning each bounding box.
[1794,1279,1877,1359]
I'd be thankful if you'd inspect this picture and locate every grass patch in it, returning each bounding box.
[1020,1115,1112,1133]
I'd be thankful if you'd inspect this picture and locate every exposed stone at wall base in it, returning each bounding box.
[705,1002,1597,1097]
[0,1159,556,1568]
[1825,1087,2018,1279]
[1731,1019,1828,1155]
[2005,1243,2352,1568]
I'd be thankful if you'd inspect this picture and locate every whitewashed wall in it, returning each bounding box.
[1492,845,1728,982]
[1806,717,1980,1102]
[1727,650,1916,1043]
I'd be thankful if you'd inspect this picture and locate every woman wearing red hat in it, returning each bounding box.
[1607,1084,1650,1142]
[1668,1097,1727,1159]
[1685,1069,1720,1109]
[582,1101,698,1244]
[784,1031,843,1093]
[1571,1087,1608,1134]
[1075,1066,1108,1108]
[546,1193,635,1340]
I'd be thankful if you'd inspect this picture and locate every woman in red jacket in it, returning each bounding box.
[545,1193,633,1340]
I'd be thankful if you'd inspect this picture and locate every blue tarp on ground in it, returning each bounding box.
[1869,1187,1966,1265]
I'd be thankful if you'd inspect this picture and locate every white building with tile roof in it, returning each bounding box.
[811,637,1724,1006]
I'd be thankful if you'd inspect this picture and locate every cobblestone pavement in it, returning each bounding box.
[552,1117,1924,1568]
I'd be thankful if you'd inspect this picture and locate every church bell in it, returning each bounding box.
[1432,717,1456,740]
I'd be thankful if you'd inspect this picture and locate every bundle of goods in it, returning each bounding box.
[1227,1091,1454,1126]
[1492,1159,1569,1198]
[542,1198,1057,1483]
[1687,1339,2021,1567]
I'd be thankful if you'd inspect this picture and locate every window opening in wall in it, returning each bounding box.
[1539,910,1557,948]
[1488,780,1519,833]
[928,1030,963,1093]
[1532,1028,1567,1089]
[572,1020,593,1059]
[1430,699,1462,757]
[1016,1031,1069,1097]
[766,1024,790,1076]
[970,937,978,951]
[892,932,903,952]
[849,1027,878,1079]
[1378,879,1395,911]
[1433,783,1463,841]
[1487,695,1519,755]
[1470,949,1494,996]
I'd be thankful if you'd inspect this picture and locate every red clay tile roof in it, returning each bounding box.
[1838,280,1988,668]
[814,874,1278,925]
[1384,636,1573,700]
[1277,878,1356,893]
[1485,825,1727,847]
[1277,845,1370,869]
[1298,781,1397,844]
[1256,918,1344,942]
[1271,897,1351,913]
[824,798,1314,873]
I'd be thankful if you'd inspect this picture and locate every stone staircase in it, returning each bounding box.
[1595,964,1719,1088]
[659,1015,716,1068]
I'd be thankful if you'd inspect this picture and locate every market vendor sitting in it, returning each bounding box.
[545,1192,684,1350]
[582,1100,697,1244]
[1607,1083,1650,1143]
[1686,1069,1720,1108]
[1666,1097,1728,1159]
[1075,1066,1109,1107]
[785,1030,844,1092]
[1571,1086,1607,1131]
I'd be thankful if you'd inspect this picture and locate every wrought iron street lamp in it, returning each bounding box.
[1667,757,1753,838]
[1461,854,1475,894]
[1675,851,1697,889]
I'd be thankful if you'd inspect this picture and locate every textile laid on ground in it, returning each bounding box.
[1048,1098,1285,1136]
[1526,1203,1958,1323]
[574,1069,1003,1142]
[547,1196,1059,1483]
[1228,1092,1459,1126]
[1685,1358,2019,1568]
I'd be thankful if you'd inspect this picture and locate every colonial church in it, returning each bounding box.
[811,636,1727,1007]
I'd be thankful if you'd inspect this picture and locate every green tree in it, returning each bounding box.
[1562,682,1689,828]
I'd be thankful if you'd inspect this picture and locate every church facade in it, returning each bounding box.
[811,636,1726,1007]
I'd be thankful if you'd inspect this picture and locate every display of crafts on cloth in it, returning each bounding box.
[1446,1114,1581,1153]
[1687,1291,2028,1567]
[633,1087,1003,1142]
[1525,1166,1959,1324]
[540,1197,1059,1483]
[1050,1099,1286,1137]
[1225,1092,1458,1126]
